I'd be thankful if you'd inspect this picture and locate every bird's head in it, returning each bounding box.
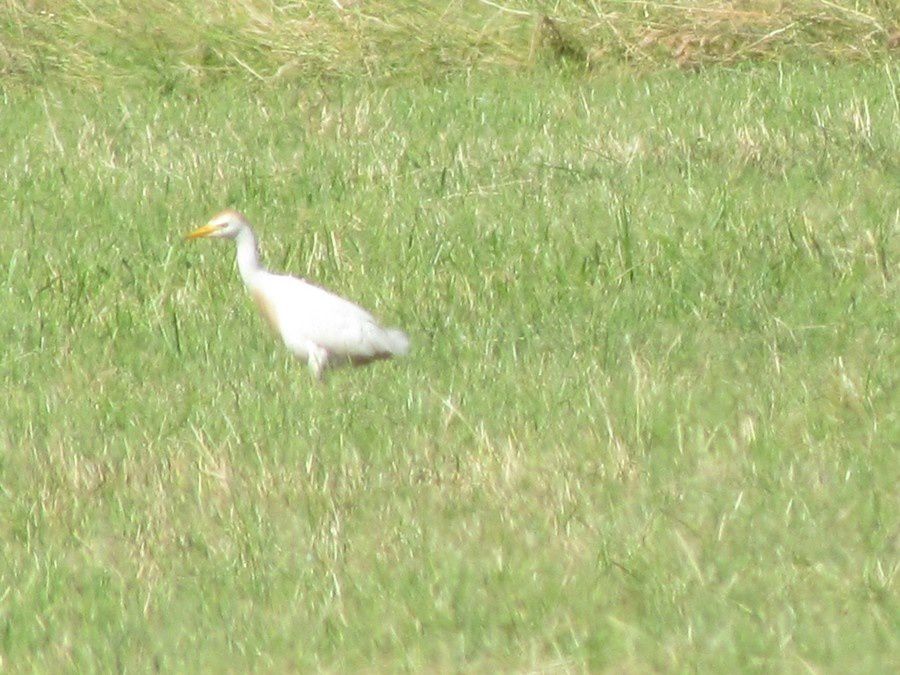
[186,209,250,240]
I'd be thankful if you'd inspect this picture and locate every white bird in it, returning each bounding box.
[186,209,410,380]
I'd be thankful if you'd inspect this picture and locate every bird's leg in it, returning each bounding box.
[307,345,329,382]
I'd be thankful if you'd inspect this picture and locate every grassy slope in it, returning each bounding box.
[1,2,899,672]
[2,1,899,86]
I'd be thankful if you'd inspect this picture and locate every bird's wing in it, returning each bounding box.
[254,273,398,359]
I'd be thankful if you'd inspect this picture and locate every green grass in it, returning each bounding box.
[2,0,899,87]
[1,35,899,674]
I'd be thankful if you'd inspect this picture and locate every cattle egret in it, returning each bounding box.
[186,209,410,380]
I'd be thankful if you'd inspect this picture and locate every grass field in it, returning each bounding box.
[1,1,899,672]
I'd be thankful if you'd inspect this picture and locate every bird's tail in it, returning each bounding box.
[383,328,411,356]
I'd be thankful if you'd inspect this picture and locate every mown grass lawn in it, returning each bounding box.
[1,36,897,672]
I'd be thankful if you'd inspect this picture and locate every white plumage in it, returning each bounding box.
[186,209,409,380]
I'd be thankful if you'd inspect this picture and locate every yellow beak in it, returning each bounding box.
[185,223,218,240]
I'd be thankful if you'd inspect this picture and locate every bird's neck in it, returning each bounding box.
[235,226,263,285]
